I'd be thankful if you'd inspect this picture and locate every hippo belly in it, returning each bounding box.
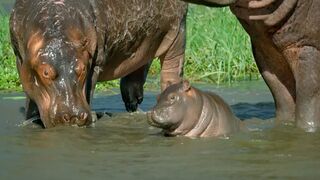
[93,0,188,81]
[97,31,165,81]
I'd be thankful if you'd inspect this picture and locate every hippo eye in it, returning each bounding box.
[168,93,178,102]
[44,70,49,77]
[40,64,57,80]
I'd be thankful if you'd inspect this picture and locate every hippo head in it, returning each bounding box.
[15,16,97,128]
[148,80,196,133]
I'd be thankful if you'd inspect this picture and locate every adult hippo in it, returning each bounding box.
[147,80,239,137]
[183,0,320,132]
[10,0,187,128]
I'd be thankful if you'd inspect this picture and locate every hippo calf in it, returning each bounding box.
[10,0,187,128]
[147,80,239,137]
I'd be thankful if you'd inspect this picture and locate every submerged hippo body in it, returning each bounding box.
[10,0,187,128]
[183,0,320,132]
[148,80,239,137]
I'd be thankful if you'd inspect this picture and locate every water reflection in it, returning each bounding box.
[1,81,320,179]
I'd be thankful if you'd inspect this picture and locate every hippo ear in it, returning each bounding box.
[156,94,161,102]
[182,80,191,92]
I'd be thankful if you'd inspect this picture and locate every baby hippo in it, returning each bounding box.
[147,80,239,137]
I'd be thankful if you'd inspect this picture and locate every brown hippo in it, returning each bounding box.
[10,0,187,128]
[183,0,320,132]
[147,80,239,137]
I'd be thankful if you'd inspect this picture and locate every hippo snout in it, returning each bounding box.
[62,112,89,126]
[55,107,91,126]
[146,110,160,127]
[147,109,170,128]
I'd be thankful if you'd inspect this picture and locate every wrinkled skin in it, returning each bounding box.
[147,80,239,137]
[183,0,320,132]
[10,0,187,128]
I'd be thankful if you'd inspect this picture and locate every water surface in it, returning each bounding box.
[1,81,320,179]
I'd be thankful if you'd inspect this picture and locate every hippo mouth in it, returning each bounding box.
[146,111,178,131]
[146,111,163,128]
[24,106,97,128]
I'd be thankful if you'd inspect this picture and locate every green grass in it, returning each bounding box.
[0,15,20,91]
[149,5,259,84]
[0,5,259,91]
[185,6,259,83]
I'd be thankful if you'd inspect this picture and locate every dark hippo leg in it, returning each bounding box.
[25,97,42,123]
[251,40,296,124]
[120,62,151,112]
[289,46,320,131]
[159,17,186,91]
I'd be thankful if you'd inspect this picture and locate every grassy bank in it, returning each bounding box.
[0,5,259,91]
[0,15,20,91]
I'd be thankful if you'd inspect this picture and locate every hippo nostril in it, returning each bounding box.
[63,114,71,122]
[80,112,88,121]
[62,112,89,126]
[74,112,89,126]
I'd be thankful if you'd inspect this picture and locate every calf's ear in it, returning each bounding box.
[182,80,191,92]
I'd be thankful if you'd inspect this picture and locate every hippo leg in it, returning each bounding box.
[25,98,38,118]
[120,63,151,112]
[159,18,186,91]
[251,41,296,124]
[25,97,44,126]
[86,66,101,121]
[291,46,320,131]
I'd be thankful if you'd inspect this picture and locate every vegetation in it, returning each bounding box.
[0,5,259,91]
[185,5,259,83]
[0,15,20,91]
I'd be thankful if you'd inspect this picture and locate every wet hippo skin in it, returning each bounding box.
[10,0,187,128]
[147,80,239,137]
[182,0,320,132]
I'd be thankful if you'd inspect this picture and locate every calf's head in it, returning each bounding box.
[148,80,194,131]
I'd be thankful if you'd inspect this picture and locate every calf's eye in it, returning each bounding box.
[168,93,178,102]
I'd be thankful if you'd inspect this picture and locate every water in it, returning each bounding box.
[0,0,13,13]
[1,1,320,179]
[1,80,320,179]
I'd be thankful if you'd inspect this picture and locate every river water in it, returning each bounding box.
[1,80,320,179]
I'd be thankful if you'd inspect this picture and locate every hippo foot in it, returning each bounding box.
[120,79,144,112]
[93,111,113,119]
[124,97,143,112]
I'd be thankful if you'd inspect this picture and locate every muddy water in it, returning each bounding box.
[1,80,320,179]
